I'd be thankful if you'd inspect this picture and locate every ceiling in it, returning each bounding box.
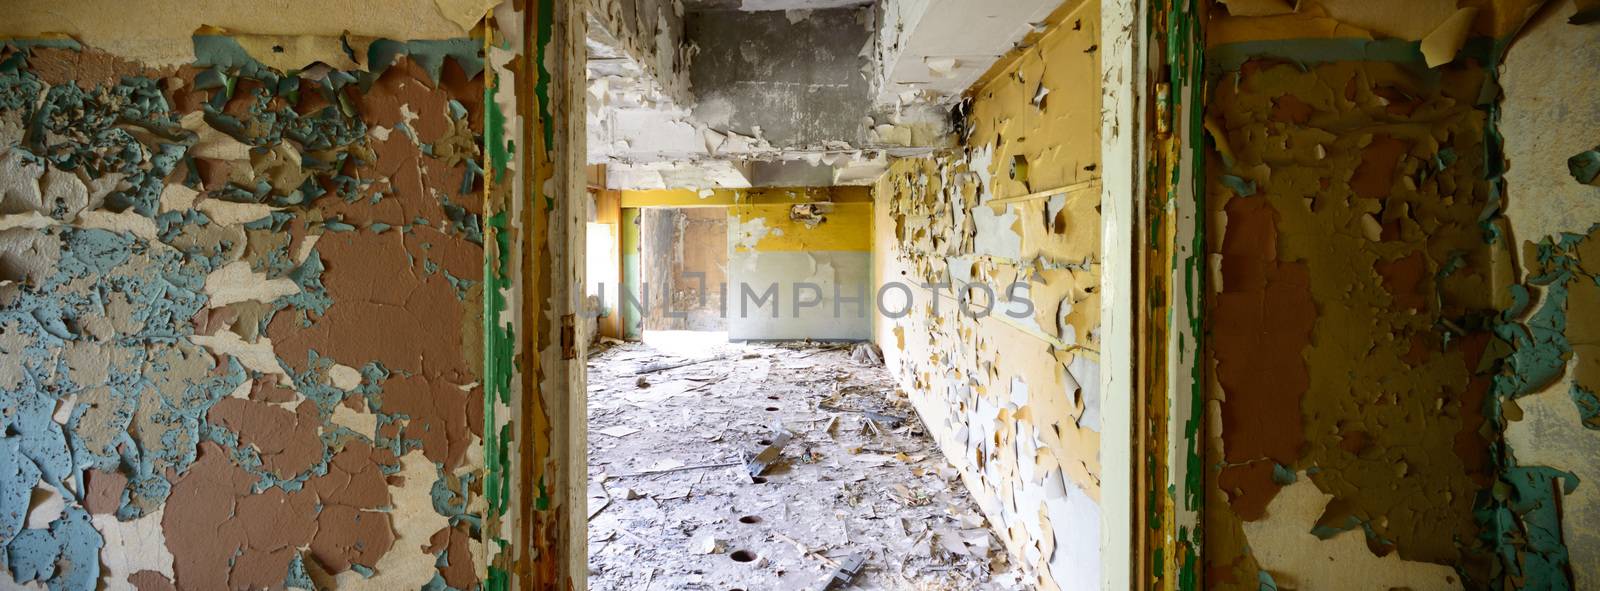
[678,0,873,10]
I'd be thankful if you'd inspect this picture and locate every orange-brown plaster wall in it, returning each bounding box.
[1203,55,1497,588]
[0,32,488,590]
[1200,1,1600,589]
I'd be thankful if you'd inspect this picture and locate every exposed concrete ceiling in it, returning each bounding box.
[586,0,1070,189]
[871,0,1072,106]
[679,0,873,10]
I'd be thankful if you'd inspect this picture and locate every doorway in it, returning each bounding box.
[639,207,729,342]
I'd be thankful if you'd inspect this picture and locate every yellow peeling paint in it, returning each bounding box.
[730,202,871,253]
[1207,0,1548,46]
[619,186,870,208]
[1204,56,1499,586]
[1242,476,1463,590]
[872,2,1104,588]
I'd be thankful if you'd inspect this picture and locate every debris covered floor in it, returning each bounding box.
[586,338,1024,590]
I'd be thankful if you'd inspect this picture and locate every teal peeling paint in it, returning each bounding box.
[368,38,485,85]
[1568,148,1600,185]
[1473,44,1593,583]
[1270,463,1296,485]
[1205,31,1592,589]
[6,506,102,590]
[1208,38,1428,74]
[3,33,491,586]
[1220,174,1255,197]
[1571,385,1600,430]
[1257,569,1279,591]
[286,553,316,589]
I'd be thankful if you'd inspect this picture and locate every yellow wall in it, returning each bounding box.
[871,1,1103,588]
[730,202,871,253]
[619,186,870,208]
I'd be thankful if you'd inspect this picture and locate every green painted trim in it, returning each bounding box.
[536,0,556,211]
[1207,37,1426,73]
[1173,1,1207,590]
[482,32,515,590]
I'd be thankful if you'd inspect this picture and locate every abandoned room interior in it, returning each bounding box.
[1,0,1598,589]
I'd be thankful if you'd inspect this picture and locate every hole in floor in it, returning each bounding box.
[756,439,772,446]
[750,476,768,484]
[766,395,779,400]
[738,515,762,524]
[730,550,758,563]
[764,407,779,412]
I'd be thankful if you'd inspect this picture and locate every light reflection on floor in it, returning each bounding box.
[639,330,730,356]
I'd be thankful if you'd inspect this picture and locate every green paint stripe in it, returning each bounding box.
[482,31,515,588]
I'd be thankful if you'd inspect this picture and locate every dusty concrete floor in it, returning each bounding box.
[585,336,1025,590]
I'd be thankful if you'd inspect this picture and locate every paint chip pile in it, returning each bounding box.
[585,340,1025,590]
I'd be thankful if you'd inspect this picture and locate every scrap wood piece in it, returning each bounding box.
[596,425,641,438]
[775,532,840,568]
[746,431,794,477]
[818,552,867,591]
[635,355,723,375]
[612,460,742,478]
[588,490,613,521]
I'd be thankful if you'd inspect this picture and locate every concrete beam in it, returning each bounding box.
[872,0,1068,106]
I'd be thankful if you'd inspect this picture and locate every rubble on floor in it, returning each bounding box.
[586,340,1025,590]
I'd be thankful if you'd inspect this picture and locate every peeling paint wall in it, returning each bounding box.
[727,198,872,341]
[1499,1,1600,588]
[0,0,496,67]
[587,0,692,107]
[1199,1,1598,589]
[871,1,1106,588]
[1203,53,1495,590]
[0,28,489,591]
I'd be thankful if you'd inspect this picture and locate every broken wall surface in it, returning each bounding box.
[675,207,728,330]
[618,187,871,340]
[638,207,727,331]
[641,208,681,330]
[1498,0,1600,588]
[1200,1,1598,589]
[0,9,495,590]
[871,1,1105,588]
